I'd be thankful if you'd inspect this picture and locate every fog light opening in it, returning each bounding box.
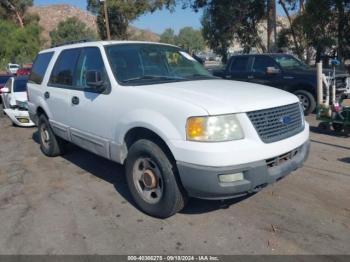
[218,172,244,183]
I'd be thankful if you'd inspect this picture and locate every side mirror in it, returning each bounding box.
[0,87,10,93]
[86,70,105,91]
[266,67,280,75]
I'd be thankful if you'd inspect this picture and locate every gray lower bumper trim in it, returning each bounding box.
[177,140,310,200]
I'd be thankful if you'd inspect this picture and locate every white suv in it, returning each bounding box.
[27,41,310,218]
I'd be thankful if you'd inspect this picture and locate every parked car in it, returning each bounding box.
[27,41,310,218]
[213,54,350,115]
[0,76,35,127]
[6,63,20,75]
[16,65,32,76]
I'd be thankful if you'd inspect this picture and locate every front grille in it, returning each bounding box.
[247,103,304,143]
[266,146,301,168]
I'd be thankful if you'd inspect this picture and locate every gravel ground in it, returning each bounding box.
[0,114,349,255]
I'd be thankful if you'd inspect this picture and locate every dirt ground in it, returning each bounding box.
[0,113,349,255]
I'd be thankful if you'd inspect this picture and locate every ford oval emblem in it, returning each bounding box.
[280,116,292,125]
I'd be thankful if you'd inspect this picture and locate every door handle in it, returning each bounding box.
[71,96,79,105]
[248,75,254,79]
[44,91,50,99]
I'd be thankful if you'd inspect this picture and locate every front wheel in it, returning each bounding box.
[294,90,316,115]
[125,139,187,218]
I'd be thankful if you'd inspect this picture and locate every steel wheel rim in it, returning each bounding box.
[132,157,163,204]
[297,94,309,111]
[40,123,50,149]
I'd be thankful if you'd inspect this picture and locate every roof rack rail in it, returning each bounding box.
[51,39,93,48]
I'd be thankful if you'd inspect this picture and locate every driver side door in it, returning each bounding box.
[249,56,283,87]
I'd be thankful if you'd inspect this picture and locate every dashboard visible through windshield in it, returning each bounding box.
[105,44,214,85]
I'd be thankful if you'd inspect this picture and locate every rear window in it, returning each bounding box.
[49,49,81,86]
[29,52,54,85]
[14,79,28,92]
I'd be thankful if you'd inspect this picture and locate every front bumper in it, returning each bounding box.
[177,140,310,200]
[4,108,35,127]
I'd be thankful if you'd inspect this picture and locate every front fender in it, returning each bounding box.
[115,109,184,146]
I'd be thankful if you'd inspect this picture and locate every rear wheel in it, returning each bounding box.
[38,114,65,157]
[294,90,316,115]
[125,139,187,218]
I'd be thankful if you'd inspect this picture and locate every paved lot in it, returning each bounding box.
[0,114,349,255]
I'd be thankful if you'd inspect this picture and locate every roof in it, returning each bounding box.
[39,40,178,54]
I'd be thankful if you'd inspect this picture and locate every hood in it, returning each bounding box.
[140,79,299,115]
[13,92,27,103]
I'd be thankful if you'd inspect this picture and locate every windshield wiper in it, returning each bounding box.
[121,75,185,83]
[186,74,216,79]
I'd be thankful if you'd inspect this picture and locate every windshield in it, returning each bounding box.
[105,44,213,85]
[272,55,307,70]
[10,65,19,69]
[14,79,27,92]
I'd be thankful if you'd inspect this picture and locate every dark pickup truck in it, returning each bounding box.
[213,54,350,115]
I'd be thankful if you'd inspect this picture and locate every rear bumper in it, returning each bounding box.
[177,140,310,200]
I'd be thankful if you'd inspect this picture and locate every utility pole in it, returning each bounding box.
[100,0,111,40]
[267,0,277,53]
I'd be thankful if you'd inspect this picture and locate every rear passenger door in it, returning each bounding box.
[227,56,251,81]
[60,47,113,158]
[46,48,81,141]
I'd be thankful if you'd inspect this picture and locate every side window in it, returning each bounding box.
[252,56,277,73]
[29,52,54,84]
[230,57,249,72]
[75,47,109,89]
[49,49,81,86]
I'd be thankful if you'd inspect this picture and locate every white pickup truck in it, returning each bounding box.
[27,41,310,218]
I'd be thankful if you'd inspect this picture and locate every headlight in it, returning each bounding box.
[186,114,244,142]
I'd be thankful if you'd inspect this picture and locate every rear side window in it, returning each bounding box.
[29,52,54,84]
[230,57,249,72]
[49,49,81,86]
[0,76,10,84]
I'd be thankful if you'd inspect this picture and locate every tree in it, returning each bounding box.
[50,17,97,46]
[0,19,41,68]
[0,0,33,28]
[201,0,266,63]
[176,27,205,52]
[160,28,176,45]
[87,0,176,40]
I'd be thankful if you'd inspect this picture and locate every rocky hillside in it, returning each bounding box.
[28,4,159,47]
[29,5,97,46]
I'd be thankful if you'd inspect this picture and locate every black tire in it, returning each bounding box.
[38,114,65,157]
[294,90,316,115]
[125,139,187,218]
[0,102,4,117]
[332,123,344,132]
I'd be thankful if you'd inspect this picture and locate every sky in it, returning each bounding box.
[34,0,285,34]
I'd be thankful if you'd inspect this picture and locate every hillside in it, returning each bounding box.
[28,4,159,47]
